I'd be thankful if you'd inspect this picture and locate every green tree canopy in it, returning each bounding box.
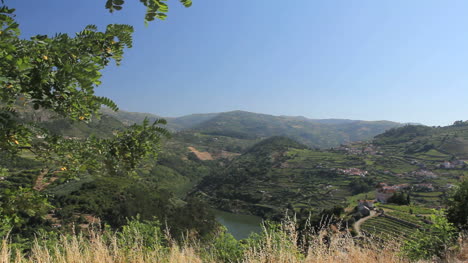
[0,0,192,176]
[447,180,468,230]
[0,0,190,238]
[104,0,192,22]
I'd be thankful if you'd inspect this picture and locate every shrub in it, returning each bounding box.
[447,180,468,230]
[208,227,244,263]
[402,211,457,261]
[116,216,166,251]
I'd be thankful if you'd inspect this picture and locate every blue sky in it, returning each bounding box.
[10,0,468,126]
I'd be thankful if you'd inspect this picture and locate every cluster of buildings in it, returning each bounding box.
[410,160,427,169]
[375,183,408,203]
[336,168,368,177]
[439,160,466,169]
[375,182,435,203]
[362,146,381,155]
[413,183,435,192]
[411,169,437,178]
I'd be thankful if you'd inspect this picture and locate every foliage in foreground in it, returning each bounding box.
[0,0,175,245]
[447,179,468,231]
[0,212,465,263]
[402,211,458,261]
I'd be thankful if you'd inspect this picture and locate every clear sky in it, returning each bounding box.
[9,0,468,126]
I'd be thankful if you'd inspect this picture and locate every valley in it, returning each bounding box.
[3,2,468,261]
[2,107,467,248]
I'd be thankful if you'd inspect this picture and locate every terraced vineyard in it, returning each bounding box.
[384,210,428,226]
[196,125,468,222]
[378,204,434,214]
[361,216,420,242]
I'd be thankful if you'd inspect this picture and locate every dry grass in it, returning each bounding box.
[0,234,408,262]
[444,233,468,263]
[242,219,409,263]
[1,234,206,263]
[2,220,463,263]
[243,234,407,263]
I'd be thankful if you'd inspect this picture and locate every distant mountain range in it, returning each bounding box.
[101,108,404,148]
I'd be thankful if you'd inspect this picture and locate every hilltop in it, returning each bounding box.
[189,110,402,148]
[374,122,468,159]
[102,109,403,148]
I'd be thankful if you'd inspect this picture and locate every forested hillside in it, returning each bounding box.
[102,109,403,148]
[190,111,402,148]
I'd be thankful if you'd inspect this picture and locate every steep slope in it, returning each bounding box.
[374,123,468,159]
[195,136,359,218]
[196,137,324,217]
[195,123,468,219]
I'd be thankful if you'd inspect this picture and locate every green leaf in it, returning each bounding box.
[180,0,192,7]
[105,0,113,10]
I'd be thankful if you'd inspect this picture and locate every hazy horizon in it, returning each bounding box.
[13,0,468,126]
[114,108,434,126]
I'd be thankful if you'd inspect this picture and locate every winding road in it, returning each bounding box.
[354,210,380,237]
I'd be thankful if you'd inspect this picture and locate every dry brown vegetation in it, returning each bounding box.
[0,236,409,263]
[1,220,465,263]
[187,146,214,161]
[0,229,412,263]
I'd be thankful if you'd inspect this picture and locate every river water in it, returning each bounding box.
[213,209,263,240]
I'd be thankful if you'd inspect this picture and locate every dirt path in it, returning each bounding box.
[354,210,379,237]
[33,169,57,191]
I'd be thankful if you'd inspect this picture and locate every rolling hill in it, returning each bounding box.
[374,122,468,159]
[102,109,403,148]
[189,110,403,148]
[8,105,468,244]
[193,123,468,220]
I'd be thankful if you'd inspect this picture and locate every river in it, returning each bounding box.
[213,209,263,240]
